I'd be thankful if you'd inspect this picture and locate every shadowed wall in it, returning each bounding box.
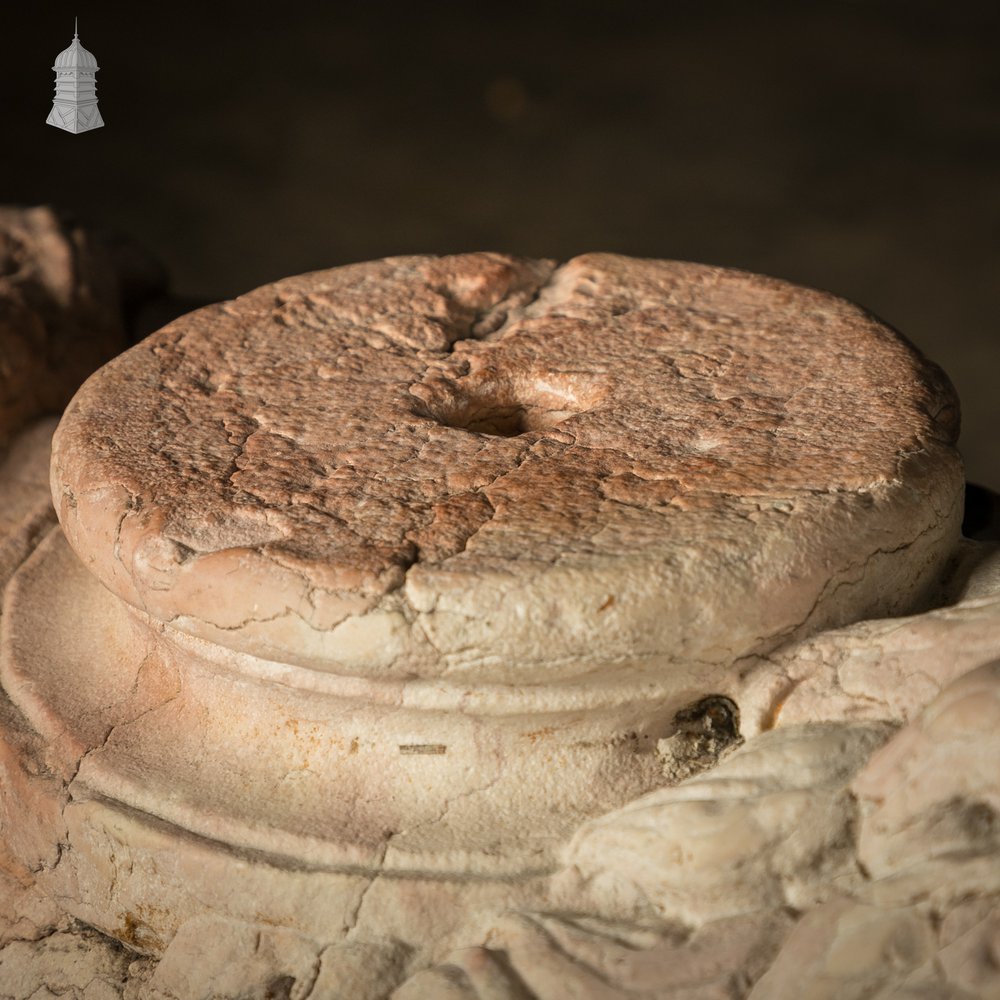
[3,1,998,487]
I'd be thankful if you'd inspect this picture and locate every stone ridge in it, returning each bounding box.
[49,253,963,677]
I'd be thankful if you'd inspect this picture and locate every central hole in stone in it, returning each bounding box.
[418,377,600,438]
[442,399,563,437]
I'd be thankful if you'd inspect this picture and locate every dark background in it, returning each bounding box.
[3,1,998,487]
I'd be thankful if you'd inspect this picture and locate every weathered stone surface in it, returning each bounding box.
[560,722,892,926]
[737,659,1000,999]
[736,539,1000,733]
[926,896,1000,998]
[0,419,57,605]
[0,206,164,447]
[0,928,133,1000]
[143,917,321,1000]
[386,908,795,998]
[310,938,413,1000]
[474,910,794,1000]
[392,946,536,1000]
[745,893,1000,1000]
[52,253,963,679]
[853,657,1000,904]
[745,898,937,1000]
[0,420,69,955]
[1,254,996,998]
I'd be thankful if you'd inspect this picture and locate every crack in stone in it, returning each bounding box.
[65,673,183,799]
[341,759,518,944]
[342,838,391,941]
[444,259,564,352]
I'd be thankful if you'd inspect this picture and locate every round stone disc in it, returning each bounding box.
[51,253,963,680]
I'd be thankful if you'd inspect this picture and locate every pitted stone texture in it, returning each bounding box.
[0,206,164,446]
[52,253,963,680]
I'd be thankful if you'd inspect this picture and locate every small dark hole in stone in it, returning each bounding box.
[458,405,531,437]
[673,694,741,740]
[265,975,296,1000]
[658,694,744,784]
[415,380,590,437]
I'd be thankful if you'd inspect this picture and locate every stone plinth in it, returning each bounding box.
[2,250,998,998]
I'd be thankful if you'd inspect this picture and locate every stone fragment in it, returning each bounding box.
[0,928,132,1000]
[736,538,1000,734]
[121,957,157,1000]
[144,916,321,1000]
[561,722,893,925]
[853,657,1000,904]
[656,694,743,784]
[0,251,990,996]
[745,899,936,1000]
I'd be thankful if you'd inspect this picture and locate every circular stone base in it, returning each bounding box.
[2,253,968,960]
[0,528,695,951]
[52,253,964,681]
